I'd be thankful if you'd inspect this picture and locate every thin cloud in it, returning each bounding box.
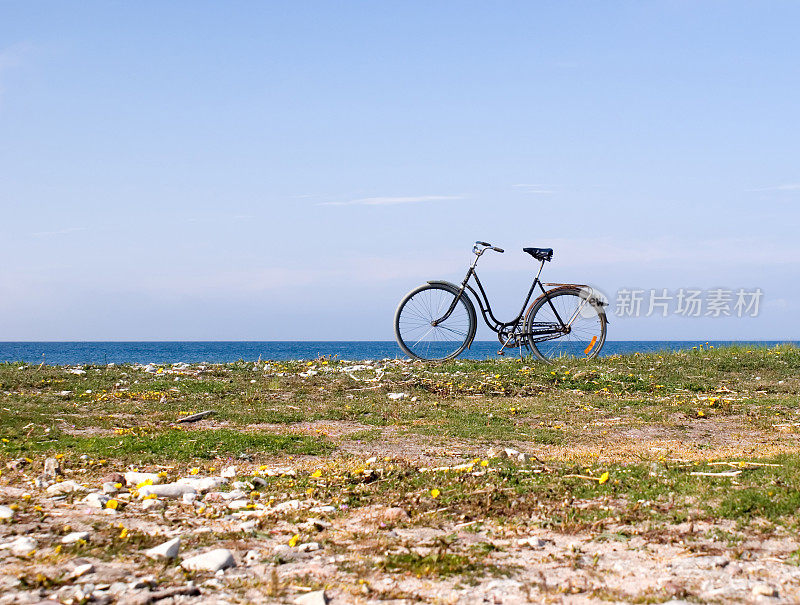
[318,195,462,207]
[748,183,800,192]
[512,184,556,194]
[32,227,86,237]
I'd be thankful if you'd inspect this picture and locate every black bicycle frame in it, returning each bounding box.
[434,258,569,337]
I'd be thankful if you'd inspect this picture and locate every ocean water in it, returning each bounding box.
[0,341,796,365]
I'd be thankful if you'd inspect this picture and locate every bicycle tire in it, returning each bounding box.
[524,287,607,361]
[394,283,476,361]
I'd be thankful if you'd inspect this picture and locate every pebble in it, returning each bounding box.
[138,483,196,500]
[297,541,321,552]
[273,499,302,512]
[102,482,119,495]
[141,499,165,511]
[516,536,548,548]
[228,499,250,510]
[62,531,91,544]
[145,537,181,560]
[387,392,409,400]
[752,583,778,597]
[124,471,162,487]
[182,492,197,504]
[43,457,62,480]
[83,492,110,508]
[181,548,236,572]
[46,480,88,496]
[310,505,335,513]
[220,466,237,479]
[0,505,15,520]
[176,476,227,493]
[294,589,328,605]
[3,536,37,556]
[68,563,95,580]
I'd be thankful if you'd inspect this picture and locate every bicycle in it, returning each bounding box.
[394,241,608,361]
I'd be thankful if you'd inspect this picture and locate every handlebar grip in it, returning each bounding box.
[492,247,505,253]
[476,241,491,247]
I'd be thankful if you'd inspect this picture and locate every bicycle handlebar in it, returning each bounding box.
[475,241,504,252]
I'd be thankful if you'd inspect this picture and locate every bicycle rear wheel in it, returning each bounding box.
[524,287,607,361]
[394,283,476,361]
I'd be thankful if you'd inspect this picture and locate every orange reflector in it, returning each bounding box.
[584,336,598,355]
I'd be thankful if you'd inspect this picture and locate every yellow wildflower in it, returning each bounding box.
[288,534,300,547]
[106,499,119,510]
[430,488,440,498]
[598,472,610,484]
[311,469,322,478]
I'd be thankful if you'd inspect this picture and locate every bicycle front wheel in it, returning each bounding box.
[524,287,607,361]
[394,284,476,361]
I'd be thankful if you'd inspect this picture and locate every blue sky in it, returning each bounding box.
[1,1,798,340]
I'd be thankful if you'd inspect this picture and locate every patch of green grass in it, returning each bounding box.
[380,552,480,577]
[1,428,333,461]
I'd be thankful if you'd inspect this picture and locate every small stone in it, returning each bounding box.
[516,536,548,548]
[46,480,88,496]
[182,492,197,504]
[102,482,119,495]
[124,471,162,487]
[220,466,237,479]
[272,544,296,563]
[4,536,37,556]
[176,476,227,493]
[387,392,409,400]
[243,549,260,565]
[62,531,91,544]
[181,548,236,572]
[145,537,181,560]
[297,542,320,552]
[43,457,62,480]
[309,505,335,513]
[752,583,777,597]
[0,505,15,520]
[101,472,125,485]
[228,499,250,510]
[381,507,409,523]
[487,446,506,459]
[138,483,196,500]
[68,563,95,580]
[273,499,301,512]
[294,589,328,605]
[238,520,258,532]
[142,499,165,511]
[83,492,110,508]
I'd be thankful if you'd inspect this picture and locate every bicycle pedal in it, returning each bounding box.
[497,351,505,356]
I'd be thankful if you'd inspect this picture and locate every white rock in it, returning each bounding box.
[297,541,320,552]
[68,368,86,375]
[182,492,197,504]
[516,536,548,548]
[83,492,110,508]
[220,466,237,479]
[273,499,301,512]
[68,563,94,579]
[387,392,409,400]
[139,484,196,500]
[102,482,119,495]
[310,505,336,513]
[124,472,162,487]
[176,476,227,493]
[238,520,258,532]
[294,590,328,605]
[3,536,37,556]
[43,457,61,480]
[62,531,90,544]
[46,480,88,496]
[752,583,777,597]
[145,537,181,560]
[181,548,236,572]
[228,499,250,511]
[142,499,165,511]
[0,505,15,520]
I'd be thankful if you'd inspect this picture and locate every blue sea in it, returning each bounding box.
[0,341,796,365]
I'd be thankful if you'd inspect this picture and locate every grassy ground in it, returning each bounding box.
[1,344,800,601]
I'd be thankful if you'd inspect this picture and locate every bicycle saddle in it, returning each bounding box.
[523,247,553,262]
